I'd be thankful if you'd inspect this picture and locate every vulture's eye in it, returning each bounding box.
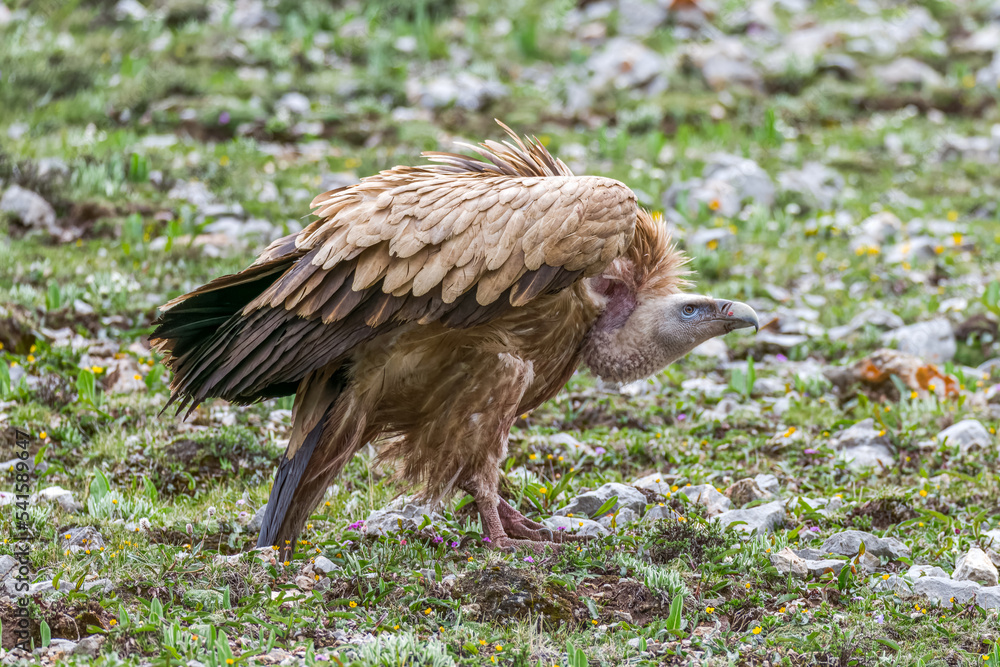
[682,305,696,316]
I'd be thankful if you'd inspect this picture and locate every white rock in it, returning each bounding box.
[1,185,58,235]
[632,472,679,497]
[597,507,639,529]
[770,547,808,577]
[364,496,443,536]
[713,500,785,535]
[937,420,994,455]
[873,57,943,88]
[777,162,844,211]
[555,482,647,517]
[880,318,955,364]
[677,484,732,516]
[821,530,910,560]
[586,37,669,92]
[907,564,950,579]
[953,547,999,586]
[754,474,780,495]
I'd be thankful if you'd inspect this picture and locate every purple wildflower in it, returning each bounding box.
[594,446,606,455]
[218,111,231,125]
[804,448,818,455]
[432,535,443,544]
[482,536,491,543]
[235,499,245,506]
[775,353,788,362]
[874,613,884,625]
[809,526,820,533]
[556,526,565,531]
[677,413,687,422]
[347,520,365,531]
[523,556,534,563]
[238,511,248,519]
[450,541,460,548]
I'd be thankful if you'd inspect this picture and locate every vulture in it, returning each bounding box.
[150,122,758,553]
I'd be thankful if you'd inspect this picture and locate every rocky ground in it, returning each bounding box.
[2,0,1000,664]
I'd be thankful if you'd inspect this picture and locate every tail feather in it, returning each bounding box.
[256,364,362,552]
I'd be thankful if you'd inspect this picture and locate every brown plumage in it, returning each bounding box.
[150,122,758,552]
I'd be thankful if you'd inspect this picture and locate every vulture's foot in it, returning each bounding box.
[494,497,590,546]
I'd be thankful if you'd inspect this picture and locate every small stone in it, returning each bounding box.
[61,526,105,553]
[713,500,785,535]
[937,420,993,455]
[725,478,773,507]
[953,547,999,586]
[631,472,679,498]
[33,486,81,512]
[364,496,443,536]
[1,185,59,236]
[677,484,732,516]
[770,547,808,577]
[804,558,849,578]
[543,514,609,538]
[873,57,943,88]
[554,482,647,517]
[294,575,315,591]
[754,474,780,496]
[777,162,844,211]
[73,636,103,656]
[43,638,77,656]
[821,530,910,560]
[880,318,955,364]
[313,556,336,575]
[598,507,639,529]
[907,564,950,579]
[872,574,912,596]
[642,504,684,523]
[276,91,311,116]
[247,505,268,532]
[830,419,895,471]
[910,577,982,608]
[0,555,18,579]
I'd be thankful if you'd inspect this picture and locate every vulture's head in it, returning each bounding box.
[582,211,758,384]
[583,291,758,384]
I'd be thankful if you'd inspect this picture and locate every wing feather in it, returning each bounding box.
[154,124,640,409]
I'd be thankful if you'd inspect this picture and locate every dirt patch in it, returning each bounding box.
[850,498,917,530]
[1,597,111,649]
[453,565,576,625]
[574,575,669,626]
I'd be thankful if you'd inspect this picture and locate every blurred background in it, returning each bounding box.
[2,3,1000,663]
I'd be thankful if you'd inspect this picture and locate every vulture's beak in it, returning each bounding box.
[715,299,759,333]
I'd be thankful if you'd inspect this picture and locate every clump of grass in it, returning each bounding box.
[614,552,689,600]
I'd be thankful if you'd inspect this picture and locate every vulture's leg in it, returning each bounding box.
[256,364,368,557]
[452,353,558,553]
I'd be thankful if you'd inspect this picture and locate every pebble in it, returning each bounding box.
[677,484,732,516]
[554,482,647,517]
[713,500,785,535]
[821,530,910,560]
[936,420,993,455]
[953,547,999,587]
[880,318,956,364]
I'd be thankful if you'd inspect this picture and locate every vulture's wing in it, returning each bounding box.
[151,125,637,412]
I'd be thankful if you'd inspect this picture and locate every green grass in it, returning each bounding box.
[2,0,1000,664]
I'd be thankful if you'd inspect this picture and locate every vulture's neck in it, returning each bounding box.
[581,282,688,385]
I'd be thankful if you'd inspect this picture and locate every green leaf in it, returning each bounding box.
[33,445,47,468]
[665,593,686,634]
[875,638,900,652]
[591,495,619,519]
[0,362,9,399]
[40,620,51,647]
[90,470,111,502]
[76,368,96,405]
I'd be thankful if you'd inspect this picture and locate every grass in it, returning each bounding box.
[2,0,1000,664]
